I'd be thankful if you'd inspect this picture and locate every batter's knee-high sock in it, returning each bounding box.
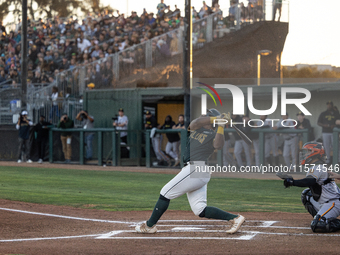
[146,195,170,227]
[199,206,237,221]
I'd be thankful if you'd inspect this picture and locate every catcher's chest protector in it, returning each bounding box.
[310,183,322,202]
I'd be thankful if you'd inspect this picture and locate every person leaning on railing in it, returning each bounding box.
[57,113,74,163]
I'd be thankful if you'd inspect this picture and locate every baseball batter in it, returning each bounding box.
[135,109,245,234]
[283,142,340,232]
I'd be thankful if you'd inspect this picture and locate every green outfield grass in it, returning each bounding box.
[0,166,307,213]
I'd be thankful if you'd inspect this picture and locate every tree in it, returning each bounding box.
[0,0,104,22]
[283,66,340,79]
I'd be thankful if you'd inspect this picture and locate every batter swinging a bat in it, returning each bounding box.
[135,109,245,234]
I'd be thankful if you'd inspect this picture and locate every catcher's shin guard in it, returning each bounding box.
[328,218,340,232]
[311,215,330,233]
[301,188,318,217]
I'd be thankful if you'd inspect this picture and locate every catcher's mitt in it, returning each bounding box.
[276,172,293,180]
[276,173,294,188]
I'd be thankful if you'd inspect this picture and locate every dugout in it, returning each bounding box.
[82,87,185,165]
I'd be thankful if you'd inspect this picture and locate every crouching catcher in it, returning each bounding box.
[279,142,340,233]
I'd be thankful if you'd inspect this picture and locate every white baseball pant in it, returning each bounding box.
[152,135,169,162]
[165,141,179,160]
[253,139,260,166]
[265,135,278,158]
[160,162,210,215]
[309,197,340,220]
[322,133,333,164]
[283,137,298,168]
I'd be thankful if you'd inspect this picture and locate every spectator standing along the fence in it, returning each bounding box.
[57,113,74,163]
[34,115,52,163]
[76,110,95,160]
[16,111,33,163]
[16,110,33,163]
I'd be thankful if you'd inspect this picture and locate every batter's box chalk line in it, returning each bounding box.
[1,207,340,242]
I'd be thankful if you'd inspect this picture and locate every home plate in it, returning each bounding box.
[172,227,206,231]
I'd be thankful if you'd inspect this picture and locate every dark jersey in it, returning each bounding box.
[296,118,314,140]
[34,121,51,141]
[161,121,180,142]
[247,120,259,140]
[183,127,216,163]
[296,118,311,130]
[232,115,244,141]
[318,110,340,133]
[176,122,185,128]
[145,116,158,129]
[224,128,230,141]
[18,120,31,140]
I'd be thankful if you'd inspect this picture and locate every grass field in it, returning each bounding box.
[0,166,307,213]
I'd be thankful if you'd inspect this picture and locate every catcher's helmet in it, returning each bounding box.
[299,142,326,165]
[206,108,221,117]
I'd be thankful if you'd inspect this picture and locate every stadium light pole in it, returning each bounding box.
[257,50,272,86]
[183,0,191,128]
[21,0,28,108]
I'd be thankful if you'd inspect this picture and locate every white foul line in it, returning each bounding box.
[0,207,133,224]
[102,235,257,240]
[243,231,340,237]
[0,234,100,243]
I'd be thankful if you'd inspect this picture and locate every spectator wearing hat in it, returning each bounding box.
[273,113,297,169]
[34,115,52,163]
[76,110,95,160]
[87,83,95,90]
[318,101,340,164]
[16,110,33,163]
[57,113,74,163]
[113,108,129,144]
[296,111,313,141]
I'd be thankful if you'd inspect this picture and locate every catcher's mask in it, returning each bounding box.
[299,142,326,165]
[206,108,221,117]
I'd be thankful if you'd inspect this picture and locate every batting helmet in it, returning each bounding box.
[299,142,326,165]
[206,108,221,117]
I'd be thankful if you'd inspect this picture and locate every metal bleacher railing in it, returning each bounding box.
[46,126,311,170]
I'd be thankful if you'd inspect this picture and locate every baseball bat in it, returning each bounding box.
[232,125,253,145]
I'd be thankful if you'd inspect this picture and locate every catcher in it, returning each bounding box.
[279,142,340,232]
[135,109,245,234]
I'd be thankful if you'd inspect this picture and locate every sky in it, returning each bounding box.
[96,0,340,67]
